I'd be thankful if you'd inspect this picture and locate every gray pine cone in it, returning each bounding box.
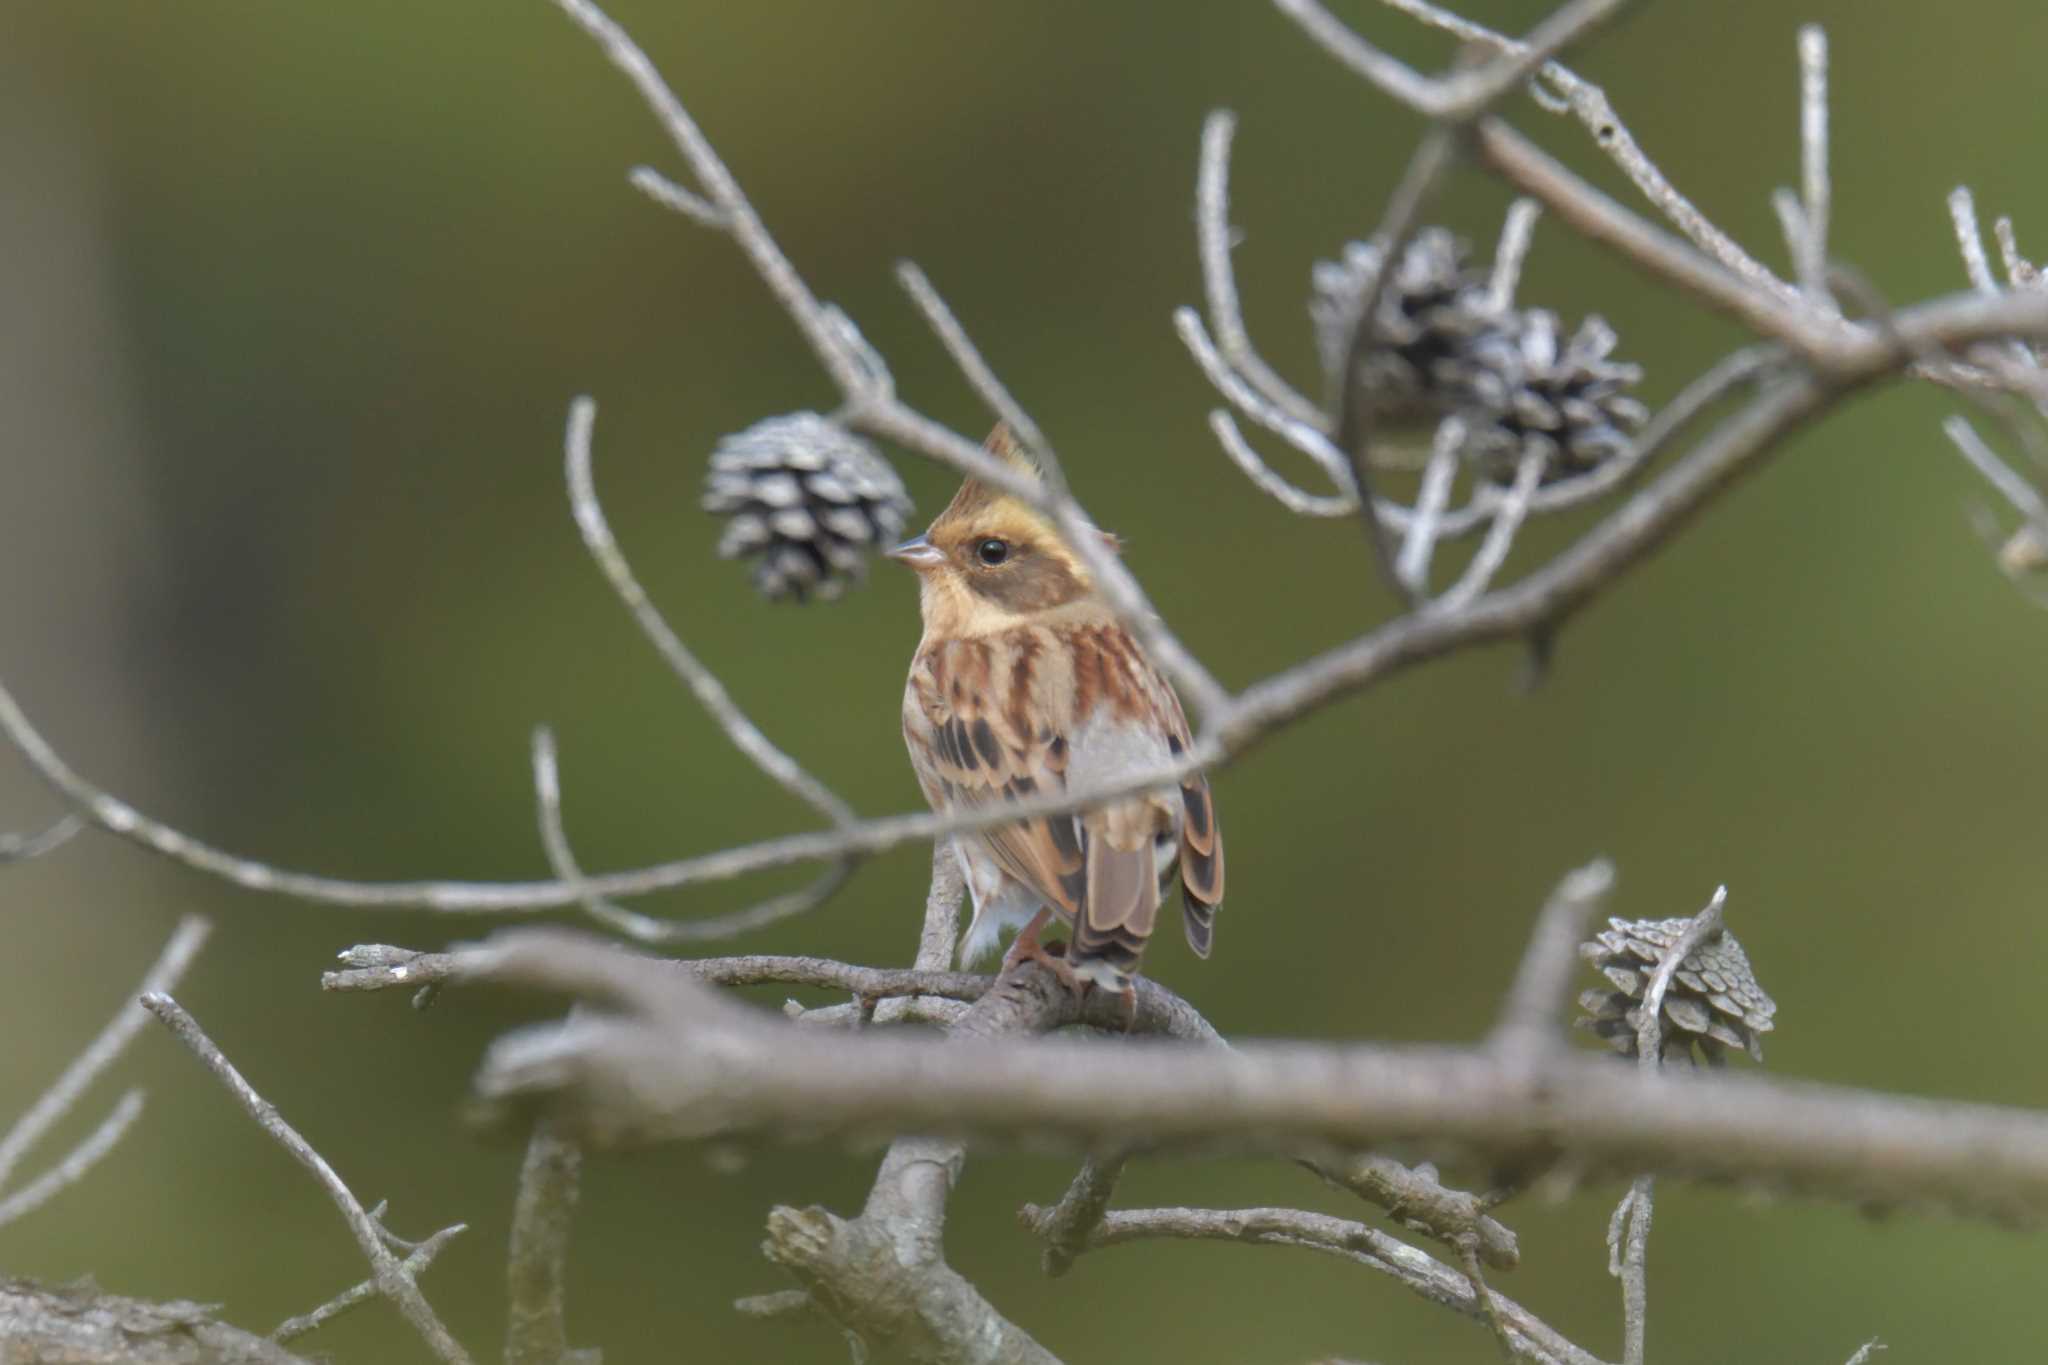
[1577,916,1777,1067]
[1466,310,1648,485]
[703,414,913,602]
[1310,230,1646,482]
[1311,230,1520,429]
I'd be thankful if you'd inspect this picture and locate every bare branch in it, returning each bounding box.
[564,397,854,828]
[757,857,1064,1365]
[1473,121,1828,354]
[625,164,724,229]
[1950,188,2000,296]
[1946,414,2048,522]
[1396,419,1467,592]
[894,261,1057,488]
[1038,1205,1605,1365]
[1329,124,1463,602]
[273,1222,466,1344]
[1792,26,1833,303]
[0,1277,317,1365]
[1195,110,1325,428]
[0,1089,145,1229]
[873,842,963,1026]
[1020,1153,1130,1278]
[548,0,871,398]
[1303,1152,1519,1271]
[1435,445,1545,610]
[0,812,81,863]
[460,926,2048,1223]
[1455,1237,1523,1362]
[1488,200,1543,313]
[504,1128,582,1365]
[1994,218,2039,290]
[1272,0,1441,112]
[0,915,209,1195]
[323,941,1216,1041]
[1612,884,1728,1365]
[1490,858,1617,1058]
[531,723,851,946]
[141,994,475,1365]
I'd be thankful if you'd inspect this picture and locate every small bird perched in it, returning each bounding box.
[886,427,1223,997]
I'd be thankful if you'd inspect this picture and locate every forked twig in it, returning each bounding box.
[0,916,210,1205]
[142,994,474,1365]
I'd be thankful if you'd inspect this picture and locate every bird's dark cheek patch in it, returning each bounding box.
[965,558,1086,612]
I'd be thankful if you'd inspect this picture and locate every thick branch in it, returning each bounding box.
[759,859,1061,1365]
[461,928,2048,1224]
[0,1277,315,1365]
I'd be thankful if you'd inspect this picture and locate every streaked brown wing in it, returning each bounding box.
[904,635,1086,919]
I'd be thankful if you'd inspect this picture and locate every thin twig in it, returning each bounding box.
[324,941,1216,1041]
[1455,1237,1522,1362]
[1040,1204,1605,1365]
[531,724,852,945]
[1944,416,2048,522]
[564,397,854,828]
[1330,124,1463,603]
[141,994,475,1365]
[1195,110,1325,428]
[1303,1152,1519,1271]
[1473,121,1831,355]
[0,812,82,863]
[625,165,724,229]
[1304,0,1784,303]
[1951,188,2000,296]
[1435,446,1545,610]
[1396,419,1467,592]
[1490,858,1616,1058]
[1207,409,1358,519]
[1488,200,1543,313]
[1793,26,1833,304]
[894,262,1059,489]
[1612,884,1728,1365]
[0,1090,145,1229]
[549,0,871,399]
[0,915,210,1195]
[273,1223,466,1343]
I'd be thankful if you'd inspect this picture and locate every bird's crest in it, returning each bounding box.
[933,425,1047,530]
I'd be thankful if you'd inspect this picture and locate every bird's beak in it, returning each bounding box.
[885,535,944,571]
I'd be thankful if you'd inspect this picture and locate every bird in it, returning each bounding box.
[886,426,1223,1000]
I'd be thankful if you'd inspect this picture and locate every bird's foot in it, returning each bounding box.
[1000,912,1083,997]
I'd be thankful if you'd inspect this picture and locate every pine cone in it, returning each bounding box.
[1467,310,1647,485]
[1310,229,1519,429]
[1576,916,1776,1067]
[703,414,913,602]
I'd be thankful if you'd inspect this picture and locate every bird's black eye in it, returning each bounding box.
[974,538,1010,567]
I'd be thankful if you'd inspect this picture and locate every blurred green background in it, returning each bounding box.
[3,0,2046,1360]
